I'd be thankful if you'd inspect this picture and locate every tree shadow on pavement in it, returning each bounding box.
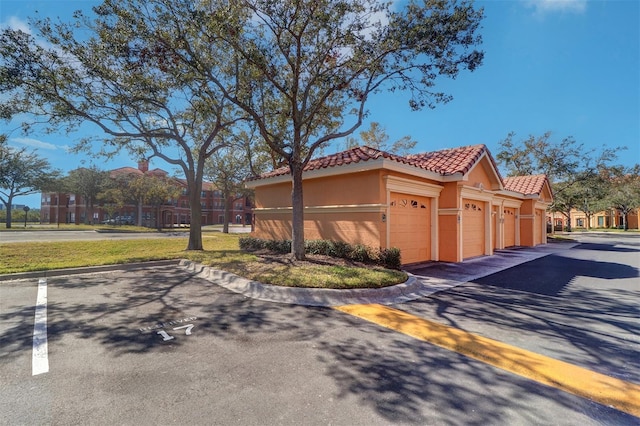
[2,263,637,424]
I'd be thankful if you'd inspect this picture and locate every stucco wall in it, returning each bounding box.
[253,210,383,248]
[252,170,386,247]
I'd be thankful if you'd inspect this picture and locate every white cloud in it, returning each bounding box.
[1,16,32,34]
[11,137,60,151]
[527,0,588,14]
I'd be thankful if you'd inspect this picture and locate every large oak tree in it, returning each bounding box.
[0,0,248,249]
[201,0,485,259]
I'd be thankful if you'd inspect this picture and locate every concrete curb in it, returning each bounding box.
[178,259,464,307]
[1,242,577,306]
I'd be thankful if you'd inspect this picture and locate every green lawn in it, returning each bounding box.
[0,233,407,289]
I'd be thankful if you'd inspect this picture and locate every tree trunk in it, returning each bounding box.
[290,164,305,260]
[187,193,203,250]
[223,192,230,234]
[137,199,143,227]
[156,206,162,231]
[4,197,13,228]
[186,165,204,251]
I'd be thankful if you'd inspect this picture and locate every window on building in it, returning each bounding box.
[597,216,604,227]
[576,218,584,227]
[235,214,242,224]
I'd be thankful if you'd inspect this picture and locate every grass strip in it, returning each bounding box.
[0,234,406,289]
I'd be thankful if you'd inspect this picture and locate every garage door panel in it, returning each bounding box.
[463,199,485,259]
[504,207,516,247]
[534,209,543,245]
[390,193,430,264]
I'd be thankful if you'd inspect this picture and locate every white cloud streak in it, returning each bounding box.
[11,137,63,151]
[1,16,32,33]
[527,0,588,14]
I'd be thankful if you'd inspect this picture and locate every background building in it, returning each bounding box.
[40,161,253,228]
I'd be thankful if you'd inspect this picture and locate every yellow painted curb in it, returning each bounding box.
[335,303,640,418]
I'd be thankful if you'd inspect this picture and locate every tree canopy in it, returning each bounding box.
[0,0,249,249]
[496,131,624,231]
[0,135,60,228]
[204,0,484,258]
[342,122,417,156]
[1,0,484,255]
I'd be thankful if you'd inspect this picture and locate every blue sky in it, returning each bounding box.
[1,0,639,208]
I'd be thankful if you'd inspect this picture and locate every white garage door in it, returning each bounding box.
[390,193,431,264]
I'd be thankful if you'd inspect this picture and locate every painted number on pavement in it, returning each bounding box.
[156,324,195,341]
[138,317,197,342]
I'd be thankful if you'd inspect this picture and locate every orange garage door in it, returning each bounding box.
[390,193,431,264]
[504,207,516,247]
[534,209,543,245]
[462,199,485,259]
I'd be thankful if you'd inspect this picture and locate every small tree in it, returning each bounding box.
[342,122,417,156]
[205,128,269,233]
[0,135,60,228]
[572,170,611,230]
[127,173,181,229]
[64,166,112,224]
[606,165,640,230]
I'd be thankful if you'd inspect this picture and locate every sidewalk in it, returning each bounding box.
[180,241,578,307]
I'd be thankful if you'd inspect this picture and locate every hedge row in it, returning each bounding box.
[239,237,402,270]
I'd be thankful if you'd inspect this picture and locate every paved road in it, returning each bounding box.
[0,226,251,244]
[0,232,638,425]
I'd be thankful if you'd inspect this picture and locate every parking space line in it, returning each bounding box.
[335,303,640,418]
[32,278,49,376]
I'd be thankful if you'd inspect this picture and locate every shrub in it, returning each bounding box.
[240,237,403,270]
[265,239,291,254]
[378,247,402,270]
[350,244,372,263]
[328,240,351,258]
[305,239,331,255]
[239,236,264,251]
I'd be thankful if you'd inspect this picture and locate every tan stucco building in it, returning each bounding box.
[246,145,553,265]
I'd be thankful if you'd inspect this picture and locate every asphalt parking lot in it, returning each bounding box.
[1,233,638,425]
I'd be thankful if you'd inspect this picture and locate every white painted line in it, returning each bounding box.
[32,278,49,376]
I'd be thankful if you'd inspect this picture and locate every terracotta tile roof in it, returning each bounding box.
[255,146,406,179]
[503,174,548,195]
[109,167,144,178]
[253,144,502,180]
[109,167,168,178]
[405,144,499,176]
